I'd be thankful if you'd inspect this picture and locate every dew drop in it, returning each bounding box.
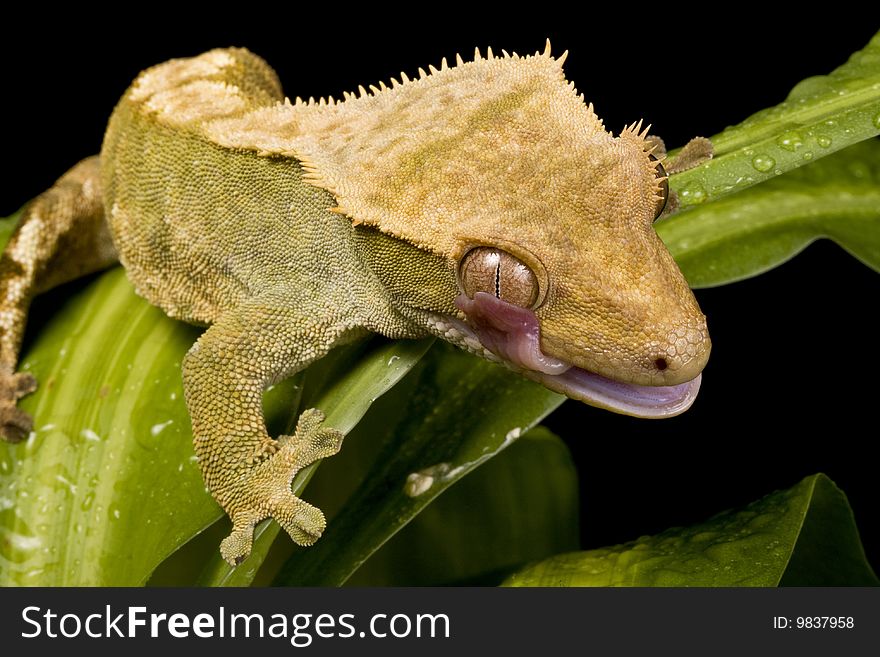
[815,135,832,148]
[80,491,95,511]
[751,154,776,172]
[874,112,880,129]
[80,428,101,442]
[150,420,174,437]
[679,180,707,204]
[777,131,804,151]
[803,151,813,160]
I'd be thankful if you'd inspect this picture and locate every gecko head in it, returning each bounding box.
[284,43,710,417]
[444,129,711,418]
[445,118,711,419]
[432,52,709,418]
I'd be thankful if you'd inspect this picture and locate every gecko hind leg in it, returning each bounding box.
[0,156,118,441]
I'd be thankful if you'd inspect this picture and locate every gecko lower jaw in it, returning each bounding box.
[521,366,701,419]
[445,292,702,419]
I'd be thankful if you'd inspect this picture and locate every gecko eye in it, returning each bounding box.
[648,153,669,220]
[459,247,539,308]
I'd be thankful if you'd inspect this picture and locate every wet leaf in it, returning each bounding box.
[0,269,217,585]
[660,138,880,287]
[670,31,880,208]
[502,474,878,587]
[345,426,580,586]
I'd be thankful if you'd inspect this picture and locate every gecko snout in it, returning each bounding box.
[645,317,711,386]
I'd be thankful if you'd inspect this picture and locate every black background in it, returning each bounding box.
[2,12,877,576]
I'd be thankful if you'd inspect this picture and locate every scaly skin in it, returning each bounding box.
[0,44,712,564]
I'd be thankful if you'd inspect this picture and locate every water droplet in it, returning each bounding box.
[803,152,813,161]
[679,181,707,204]
[80,492,95,511]
[873,112,880,129]
[404,472,434,497]
[80,428,101,442]
[751,154,776,172]
[150,420,174,436]
[815,135,832,148]
[777,131,804,151]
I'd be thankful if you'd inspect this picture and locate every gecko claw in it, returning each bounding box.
[220,522,256,566]
[0,371,37,442]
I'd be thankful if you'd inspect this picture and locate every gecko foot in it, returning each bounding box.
[0,371,37,442]
[218,408,344,566]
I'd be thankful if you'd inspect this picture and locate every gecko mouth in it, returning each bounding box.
[453,292,701,419]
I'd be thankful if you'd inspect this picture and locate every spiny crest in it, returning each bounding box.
[161,44,612,257]
[618,119,669,204]
[621,119,666,163]
[621,119,652,140]
[304,38,569,109]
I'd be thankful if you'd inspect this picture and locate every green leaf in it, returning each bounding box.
[502,473,878,587]
[0,270,219,585]
[0,250,431,585]
[659,138,880,287]
[670,31,880,208]
[345,426,580,586]
[0,209,19,249]
[274,342,565,586]
[779,476,878,586]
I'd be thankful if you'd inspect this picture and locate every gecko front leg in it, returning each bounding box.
[645,135,714,217]
[182,293,358,565]
[217,408,344,564]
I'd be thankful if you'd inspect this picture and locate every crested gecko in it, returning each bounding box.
[0,43,712,565]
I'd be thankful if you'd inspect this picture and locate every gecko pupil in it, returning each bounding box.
[459,247,539,308]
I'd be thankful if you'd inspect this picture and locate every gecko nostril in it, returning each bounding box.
[654,357,669,371]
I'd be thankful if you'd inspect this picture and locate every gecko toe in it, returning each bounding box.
[271,492,326,546]
[0,371,38,442]
[211,408,343,561]
[220,520,257,566]
[0,407,32,443]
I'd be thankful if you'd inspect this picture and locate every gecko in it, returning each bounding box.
[0,43,713,565]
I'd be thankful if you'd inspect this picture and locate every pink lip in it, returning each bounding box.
[454,292,702,419]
